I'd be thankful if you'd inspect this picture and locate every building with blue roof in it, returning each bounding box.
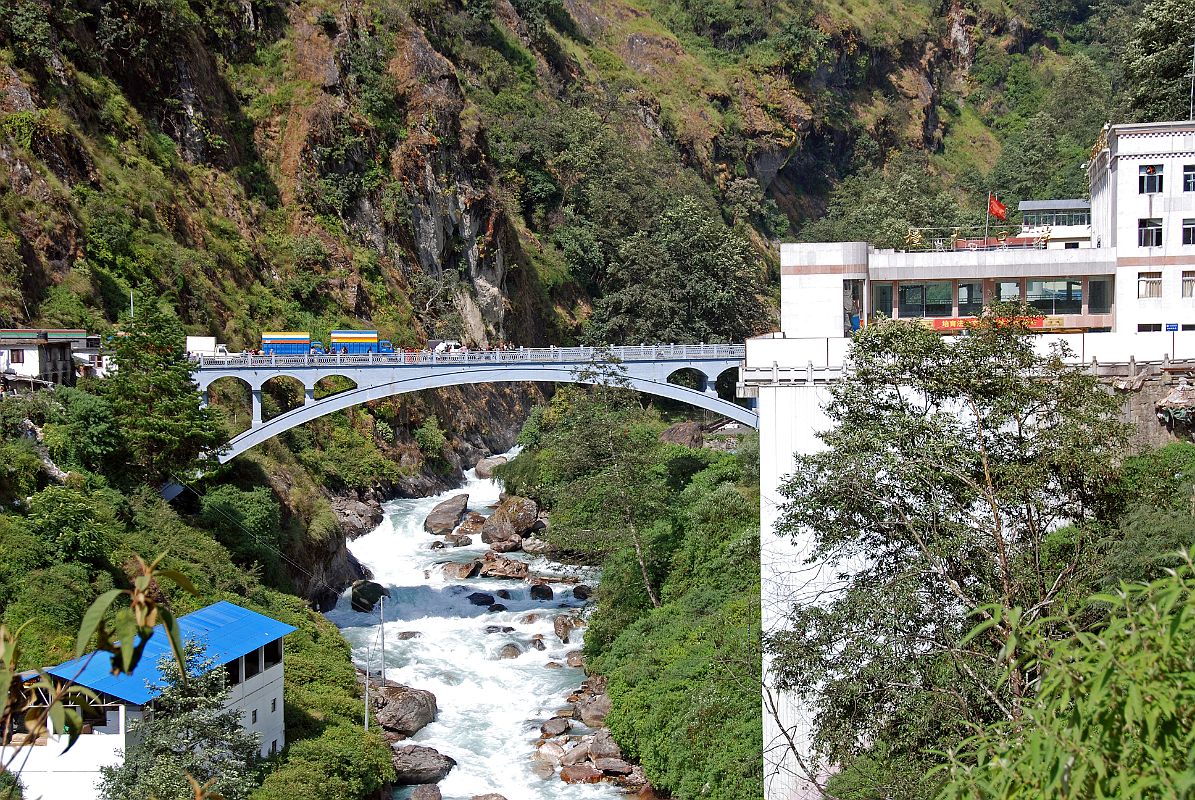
[1,601,296,800]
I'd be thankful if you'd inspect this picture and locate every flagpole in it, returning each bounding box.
[984,191,992,250]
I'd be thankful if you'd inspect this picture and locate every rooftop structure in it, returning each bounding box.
[2,601,295,799]
[0,329,91,390]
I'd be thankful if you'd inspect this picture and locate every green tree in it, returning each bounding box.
[42,387,120,474]
[103,299,224,484]
[767,307,1131,795]
[25,486,116,563]
[801,156,963,249]
[938,560,1195,799]
[98,641,261,800]
[587,197,767,345]
[1123,0,1195,122]
[199,485,286,578]
[534,363,672,607]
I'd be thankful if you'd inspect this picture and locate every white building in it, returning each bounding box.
[2,601,295,799]
[749,118,1195,800]
[0,330,80,390]
[780,119,1195,340]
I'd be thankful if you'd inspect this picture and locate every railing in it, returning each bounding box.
[901,225,1054,253]
[194,344,746,370]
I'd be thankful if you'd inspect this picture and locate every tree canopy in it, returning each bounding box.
[586,197,768,345]
[768,306,1131,795]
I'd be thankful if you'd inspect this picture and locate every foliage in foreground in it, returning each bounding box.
[500,391,763,799]
[99,643,261,800]
[769,306,1133,796]
[939,561,1195,799]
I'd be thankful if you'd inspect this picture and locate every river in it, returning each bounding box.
[324,454,622,800]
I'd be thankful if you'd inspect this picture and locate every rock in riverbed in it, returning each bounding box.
[541,716,571,737]
[443,561,481,580]
[580,693,612,727]
[375,684,437,736]
[560,764,603,783]
[529,584,554,601]
[481,496,538,544]
[391,744,456,784]
[424,494,469,535]
[478,552,529,579]
[410,785,442,800]
[474,455,508,478]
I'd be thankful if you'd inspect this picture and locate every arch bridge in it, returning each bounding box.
[194,344,756,463]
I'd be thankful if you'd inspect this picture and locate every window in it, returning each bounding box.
[1185,219,1195,246]
[1089,277,1113,313]
[252,709,257,724]
[958,282,983,316]
[1184,324,1195,331]
[898,284,924,318]
[1138,323,1163,332]
[996,281,1021,303]
[1064,242,1080,249]
[1139,218,1163,248]
[226,658,241,686]
[8,349,22,364]
[1185,271,1195,298]
[1027,279,1083,315]
[1022,210,1091,227]
[872,283,893,318]
[924,282,952,317]
[1139,164,1163,193]
[1139,272,1163,299]
[264,639,282,669]
[1185,165,1195,192]
[244,648,261,679]
[271,698,277,713]
[271,740,278,755]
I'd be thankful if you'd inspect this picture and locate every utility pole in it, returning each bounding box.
[129,289,134,319]
[379,594,387,688]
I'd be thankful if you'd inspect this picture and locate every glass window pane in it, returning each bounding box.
[996,281,1021,303]
[1089,278,1112,313]
[958,282,983,316]
[925,282,952,317]
[1185,165,1195,192]
[898,284,925,317]
[872,282,893,317]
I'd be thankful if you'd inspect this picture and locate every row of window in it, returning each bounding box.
[1022,211,1091,228]
[873,278,1113,318]
[1137,218,1195,248]
[1138,164,1195,194]
[1139,323,1195,332]
[1136,272,1195,299]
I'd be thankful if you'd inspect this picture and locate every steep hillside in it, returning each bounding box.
[0,0,1149,345]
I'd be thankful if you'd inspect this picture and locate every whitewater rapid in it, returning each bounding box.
[324,454,621,800]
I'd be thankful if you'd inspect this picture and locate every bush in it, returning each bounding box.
[200,485,287,580]
[252,726,394,800]
[413,415,448,464]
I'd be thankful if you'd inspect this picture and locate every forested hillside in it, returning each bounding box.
[2,0,1189,351]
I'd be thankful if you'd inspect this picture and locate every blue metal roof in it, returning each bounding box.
[46,601,296,706]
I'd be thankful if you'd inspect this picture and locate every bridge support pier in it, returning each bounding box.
[251,389,263,426]
[199,391,208,409]
[304,386,315,406]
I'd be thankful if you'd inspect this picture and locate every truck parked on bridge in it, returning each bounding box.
[262,332,315,355]
[329,330,393,354]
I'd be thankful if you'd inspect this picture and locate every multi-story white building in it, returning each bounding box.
[752,118,1195,800]
[2,601,295,799]
[781,119,1195,340]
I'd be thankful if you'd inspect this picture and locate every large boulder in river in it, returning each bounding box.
[553,614,583,644]
[490,536,522,553]
[350,580,390,613]
[375,685,437,736]
[424,494,469,535]
[474,455,508,478]
[659,420,703,448]
[478,552,529,579]
[560,764,603,784]
[481,496,538,543]
[391,744,456,784]
[459,512,487,535]
[472,795,510,800]
[522,537,551,555]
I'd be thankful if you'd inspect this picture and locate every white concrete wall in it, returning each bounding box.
[0,346,43,379]
[227,648,287,757]
[1110,126,1195,258]
[1,727,125,800]
[758,382,835,800]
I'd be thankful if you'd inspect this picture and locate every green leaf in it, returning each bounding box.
[75,588,124,656]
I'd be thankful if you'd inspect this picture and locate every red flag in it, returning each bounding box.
[988,194,1008,221]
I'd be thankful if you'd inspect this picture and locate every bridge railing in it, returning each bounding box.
[194,344,746,369]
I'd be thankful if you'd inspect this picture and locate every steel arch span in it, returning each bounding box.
[193,345,756,463]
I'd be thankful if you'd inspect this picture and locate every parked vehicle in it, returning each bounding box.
[433,340,463,354]
[261,331,310,355]
[329,330,395,354]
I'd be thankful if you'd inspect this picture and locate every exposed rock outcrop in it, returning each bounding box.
[375,684,438,737]
[481,496,538,544]
[474,455,508,478]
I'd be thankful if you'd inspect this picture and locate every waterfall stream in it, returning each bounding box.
[324,454,622,800]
